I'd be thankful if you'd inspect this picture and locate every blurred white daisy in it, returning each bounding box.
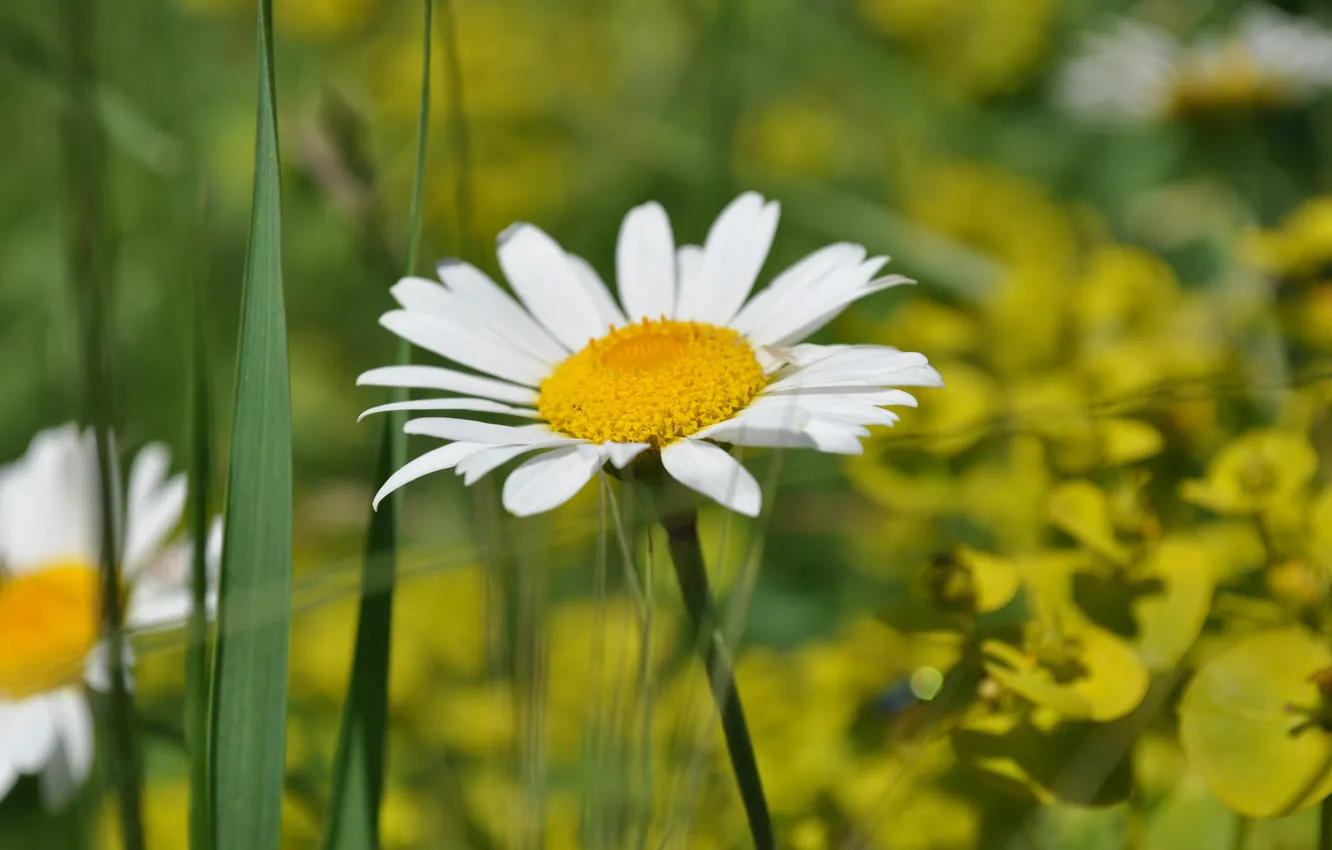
[0,424,218,808]
[360,191,942,518]
[1055,5,1332,124]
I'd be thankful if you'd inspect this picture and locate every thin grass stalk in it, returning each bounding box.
[438,0,472,258]
[209,0,292,843]
[185,190,215,850]
[581,474,611,849]
[515,542,549,850]
[57,0,144,843]
[1320,797,1332,850]
[660,503,774,850]
[322,2,433,848]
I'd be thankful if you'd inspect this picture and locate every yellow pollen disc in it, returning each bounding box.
[0,562,101,699]
[538,318,767,446]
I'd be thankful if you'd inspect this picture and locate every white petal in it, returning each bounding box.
[741,255,890,347]
[358,365,538,405]
[677,193,780,326]
[567,253,628,329]
[0,759,16,803]
[699,423,818,451]
[730,243,866,339]
[675,245,703,317]
[751,394,900,427]
[40,690,93,809]
[765,386,918,407]
[436,260,569,362]
[123,448,186,576]
[696,400,811,436]
[767,274,914,347]
[501,445,608,517]
[380,310,550,387]
[372,442,489,509]
[804,419,869,454]
[0,698,58,772]
[358,397,541,422]
[0,425,99,574]
[606,442,650,469]
[458,444,547,485]
[393,275,562,367]
[765,350,938,393]
[497,224,611,351]
[617,202,677,322]
[404,418,575,446]
[661,439,761,518]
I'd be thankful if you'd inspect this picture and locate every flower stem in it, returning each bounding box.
[662,510,774,850]
[1320,796,1332,850]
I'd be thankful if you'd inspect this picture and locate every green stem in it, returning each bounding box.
[186,189,215,850]
[1320,796,1332,850]
[661,509,774,850]
[438,0,473,259]
[1233,814,1251,850]
[57,0,144,844]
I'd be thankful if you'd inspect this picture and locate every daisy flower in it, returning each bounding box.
[0,424,218,808]
[359,191,942,519]
[1055,5,1332,124]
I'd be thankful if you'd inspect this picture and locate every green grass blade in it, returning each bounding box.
[186,190,215,850]
[56,0,144,844]
[209,0,292,846]
[321,2,433,848]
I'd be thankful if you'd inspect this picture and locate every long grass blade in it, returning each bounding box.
[186,189,215,850]
[57,0,144,844]
[209,0,292,846]
[321,2,433,847]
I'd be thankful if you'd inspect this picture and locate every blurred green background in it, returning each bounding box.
[9,0,1332,846]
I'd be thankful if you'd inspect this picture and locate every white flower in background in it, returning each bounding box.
[360,191,942,519]
[1055,4,1332,124]
[0,425,218,808]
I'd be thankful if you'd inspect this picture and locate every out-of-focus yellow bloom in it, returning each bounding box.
[835,754,980,849]
[1180,429,1318,515]
[866,299,981,360]
[421,681,515,756]
[893,361,997,456]
[856,0,1054,97]
[290,565,488,709]
[903,162,1079,275]
[735,93,845,182]
[1244,196,1332,277]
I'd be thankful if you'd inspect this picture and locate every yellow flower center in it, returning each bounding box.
[538,318,767,446]
[0,562,101,699]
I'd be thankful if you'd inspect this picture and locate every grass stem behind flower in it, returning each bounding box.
[57,0,145,843]
[661,505,775,850]
[322,1,436,848]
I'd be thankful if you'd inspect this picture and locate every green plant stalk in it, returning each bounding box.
[186,192,215,850]
[209,0,292,844]
[438,0,473,258]
[661,508,774,850]
[57,0,145,844]
[1320,797,1332,850]
[322,2,433,847]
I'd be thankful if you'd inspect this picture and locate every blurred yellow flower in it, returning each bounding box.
[1245,195,1332,277]
[1180,429,1318,515]
[856,0,1054,97]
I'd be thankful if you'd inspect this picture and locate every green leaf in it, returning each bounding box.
[186,192,215,850]
[322,2,435,848]
[209,0,292,847]
[1180,628,1332,818]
